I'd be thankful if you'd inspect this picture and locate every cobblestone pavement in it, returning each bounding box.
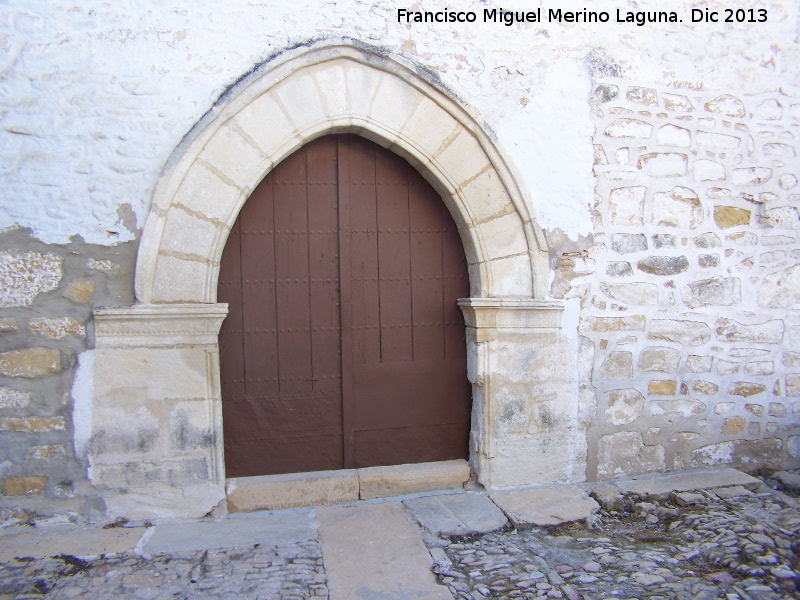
[0,540,328,600]
[429,481,800,600]
[0,471,798,599]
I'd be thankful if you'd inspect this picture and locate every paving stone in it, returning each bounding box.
[615,467,761,499]
[404,492,509,536]
[490,486,600,527]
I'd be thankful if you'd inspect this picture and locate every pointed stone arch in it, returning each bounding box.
[135,42,549,304]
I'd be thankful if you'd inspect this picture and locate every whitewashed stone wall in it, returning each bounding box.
[557,83,800,480]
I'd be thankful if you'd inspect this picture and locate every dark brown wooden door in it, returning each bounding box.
[218,134,470,478]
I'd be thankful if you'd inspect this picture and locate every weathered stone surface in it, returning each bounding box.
[0,387,32,409]
[721,416,746,435]
[359,459,470,500]
[600,352,632,379]
[714,402,735,414]
[698,254,719,268]
[638,255,689,275]
[611,233,647,253]
[763,142,795,158]
[779,173,798,190]
[0,347,61,378]
[714,205,751,228]
[763,205,800,229]
[789,436,800,459]
[768,402,786,417]
[729,382,766,397]
[694,381,719,395]
[592,83,619,104]
[787,374,800,396]
[648,319,711,346]
[691,439,782,468]
[785,352,800,367]
[63,280,95,304]
[2,476,48,496]
[717,359,739,376]
[589,316,646,332]
[744,361,774,376]
[758,265,800,308]
[696,131,741,149]
[605,118,653,138]
[403,493,508,535]
[0,318,18,332]
[656,124,691,146]
[627,86,657,106]
[28,316,86,340]
[639,347,681,373]
[681,276,739,308]
[693,232,721,248]
[694,159,725,181]
[490,486,599,526]
[704,94,746,117]
[0,251,63,308]
[26,445,67,461]
[732,167,772,185]
[648,380,677,395]
[606,261,633,276]
[757,98,783,119]
[652,186,703,228]
[651,233,675,248]
[0,416,66,432]
[604,389,644,425]
[745,403,763,416]
[637,152,687,176]
[597,431,665,480]
[599,282,658,305]
[226,469,359,512]
[663,93,694,112]
[686,355,713,373]
[608,186,645,225]
[715,317,784,344]
[726,231,758,245]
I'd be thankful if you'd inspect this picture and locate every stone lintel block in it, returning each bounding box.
[94,303,228,349]
[459,298,564,332]
[226,469,359,513]
[490,486,599,527]
[0,347,61,378]
[358,459,470,500]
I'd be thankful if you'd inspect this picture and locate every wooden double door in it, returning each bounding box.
[218,134,471,478]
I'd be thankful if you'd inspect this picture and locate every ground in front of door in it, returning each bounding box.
[1,468,798,600]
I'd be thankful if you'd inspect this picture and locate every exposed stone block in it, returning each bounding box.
[694,159,725,181]
[693,232,721,248]
[655,124,691,147]
[609,186,645,225]
[663,93,694,112]
[63,281,95,304]
[757,98,783,120]
[732,167,772,185]
[682,276,740,308]
[637,152,687,176]
[779,174,798,190]
[606,261,633,276]
[26,445,67,462]
[744,361,774,376]
[704,94,746,117]
[0,318,19,332]
[605,118,653,138]
[604,389,644,425]
[590,316,646,332]
[694,381,719,395]
[650,398,705,417]
[592,84,619,104]
[648,380,677,395]
[652,234,675,248]
[0,347,61,378]
[648,319,711,346]
[0,251,62,308]
[358,460,471,500]
[611,233,647,253]
[714,206,751,228]
[597,431,665,480]
[2,476,47,496]
[698,255,720,268]
[729,382,767,397]
[787,374,800,396]
[652,186,703,228]
[600,282,658,305]
[718,360,739,376]
[785,353,800,368]
[696,131,741,149]
[600,351,633,379]
[0,388,32,409]
[627,86,658,106]
[763,143,795,158]
[28,317,86,340]
[226,470,359,512]
[639,347,681,373]
[715,318,784,344]
[692,439,782,469]
[0,417,66,432]
[758,265,800,308]
[722,417,746,435]
[638,255,689,275]
[687,355,713,373]
[715,402,735,414]
[763,206,800,229]
[769,403,787,418]
[745,404,763,416]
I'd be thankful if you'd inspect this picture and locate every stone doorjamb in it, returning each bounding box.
[87,42,579,520]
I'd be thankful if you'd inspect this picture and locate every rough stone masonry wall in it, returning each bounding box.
[0,229,136,524]
[559,82,800,481]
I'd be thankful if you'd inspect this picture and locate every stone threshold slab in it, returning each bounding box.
[611,467,762,500]
[0,525,145,562]
[226,459,470,513]
[489,485,600,527]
